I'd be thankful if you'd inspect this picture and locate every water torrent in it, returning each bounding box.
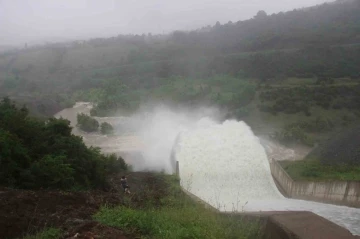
[174,118,360,236]
[55,102,360,235]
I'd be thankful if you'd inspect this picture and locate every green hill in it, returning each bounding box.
[306,125,360,166]
[0,97,128,189]
[0,0,359,146]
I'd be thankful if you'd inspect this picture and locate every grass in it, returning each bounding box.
[247,82,360,140]
[94,175,262,239]
[20,228,61,239]
[279,160,360,181]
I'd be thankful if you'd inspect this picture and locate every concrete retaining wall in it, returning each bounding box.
[270,158,360,208]
[175,161,359,238]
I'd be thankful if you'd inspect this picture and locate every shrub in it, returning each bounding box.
[103,154,129,174]
[100,122,114,135]
[274,126,314,147]
[30,155,75,189]
[77,113,99,132]
[0,98,129,190]
[22,228,61,239]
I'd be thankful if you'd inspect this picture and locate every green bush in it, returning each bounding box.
[77,113,99,132]
[259,84,360,115]
[100,122,114,135]
[103,154,128,174]
[274,126,314,147]
[21,228,61,239]
[30,155,75,189]
[0,98,129,190]
[285,117,334,133]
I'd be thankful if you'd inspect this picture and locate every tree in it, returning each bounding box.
[0,98,130,190]
[0,129,31,187]
[254,10,267,20]
[77,113,99,132]
[214,21,221,29]
[30,155,75,189]
[103,154,128,174]
[100,122,114,135]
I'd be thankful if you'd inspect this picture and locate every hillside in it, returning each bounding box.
[0,97,263,238]
[1,1,360,87]
[0,97,131,190]
[305,125,360,165]
[0,0,359,147]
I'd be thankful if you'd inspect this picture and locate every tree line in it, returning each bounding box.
[0,98,125,190]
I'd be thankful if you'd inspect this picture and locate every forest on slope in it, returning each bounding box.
[0,97,128,189]
[0,0,359,146]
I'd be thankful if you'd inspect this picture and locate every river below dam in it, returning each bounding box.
[55,102,360,235]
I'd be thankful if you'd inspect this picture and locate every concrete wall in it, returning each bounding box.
[175,160,359,238]
[270,158,360,208]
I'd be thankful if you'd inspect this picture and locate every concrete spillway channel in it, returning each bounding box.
[55,102,360,237]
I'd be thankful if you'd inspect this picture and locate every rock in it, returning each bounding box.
[86,196,96,205]
[65,218,92,227]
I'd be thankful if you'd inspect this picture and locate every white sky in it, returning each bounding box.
[0,0,333,46]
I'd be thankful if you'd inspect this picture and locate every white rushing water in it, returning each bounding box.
[174,118,360,235]
[55,102,360,235]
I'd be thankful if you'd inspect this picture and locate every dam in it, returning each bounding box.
[55,102,360,236]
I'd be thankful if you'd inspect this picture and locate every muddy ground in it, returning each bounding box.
[0,172,168,239]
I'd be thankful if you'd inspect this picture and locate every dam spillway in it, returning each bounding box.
[173,118,360,236]
[55,102,360,235]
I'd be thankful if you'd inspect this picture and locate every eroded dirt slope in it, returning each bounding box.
[0,172,168,239]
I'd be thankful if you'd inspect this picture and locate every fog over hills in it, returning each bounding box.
[1,0,334,47]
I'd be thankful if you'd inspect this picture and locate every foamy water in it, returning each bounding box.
[55,103,360,235]
[175,120,283,209]
[174,118,360,235]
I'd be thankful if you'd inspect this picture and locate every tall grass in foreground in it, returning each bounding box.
[20,228,61,239]
[94,175,262,239]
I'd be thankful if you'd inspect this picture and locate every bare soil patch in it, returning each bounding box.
[0,172,167,239]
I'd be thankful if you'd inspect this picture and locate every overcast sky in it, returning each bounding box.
[0,0,333,46]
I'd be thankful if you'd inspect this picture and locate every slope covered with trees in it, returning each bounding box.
[0,98,128,189]
[1,0,359,100]
[0,0,359,147]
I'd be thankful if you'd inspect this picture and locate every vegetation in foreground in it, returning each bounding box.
[9,173,261,239]
[0,98,261,239]
[94,175,262,239]
[0,97,127,190]
[20,228,61,239]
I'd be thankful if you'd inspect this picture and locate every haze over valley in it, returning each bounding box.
[1,0,336,47]
[1,0,360,238]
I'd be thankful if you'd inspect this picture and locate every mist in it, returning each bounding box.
[1,0,334,46]
[118,103,225,173]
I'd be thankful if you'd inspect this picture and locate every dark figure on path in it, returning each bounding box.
[121,176,131,194]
